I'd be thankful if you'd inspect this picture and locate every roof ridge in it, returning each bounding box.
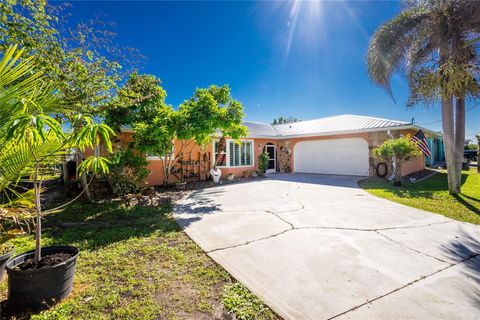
[340,114,410,124]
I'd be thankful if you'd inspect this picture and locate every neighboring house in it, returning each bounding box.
[113,114,443,186]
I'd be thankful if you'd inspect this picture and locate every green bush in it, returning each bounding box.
[108,146,149,196]
[258,152,269,174]
[373,136,421,186]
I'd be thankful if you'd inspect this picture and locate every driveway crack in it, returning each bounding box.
[206,227,293,253]
[264,209,295,229]
[375,230,448,263]
[327,252,480,320]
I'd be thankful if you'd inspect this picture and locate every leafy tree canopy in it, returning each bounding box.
[0,0,143,117]
[373,136,422,186]
[373,137,422,163]
[178,85,247,146]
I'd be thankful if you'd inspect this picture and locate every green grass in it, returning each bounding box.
[359,169,480,224]
[0,201,277,320]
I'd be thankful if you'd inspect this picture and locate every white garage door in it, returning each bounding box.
[294,138,369,176]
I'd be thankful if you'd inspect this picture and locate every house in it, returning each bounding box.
[115,114,443,186]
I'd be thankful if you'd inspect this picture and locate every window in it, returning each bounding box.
[213,141,227,166]
[146,152,161,160]
[213,140,253,167]
[229,141,253,167]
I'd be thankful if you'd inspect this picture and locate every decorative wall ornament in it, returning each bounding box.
[277,139,292,173]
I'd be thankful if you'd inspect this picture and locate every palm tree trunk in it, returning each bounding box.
[454,96,466,190]
[439,43,459,195]
[442,95,457,194]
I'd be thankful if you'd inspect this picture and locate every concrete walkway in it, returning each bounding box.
[173,174,480,319]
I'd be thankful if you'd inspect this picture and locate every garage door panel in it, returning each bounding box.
[294,138,369,176]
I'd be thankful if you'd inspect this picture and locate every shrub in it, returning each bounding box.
[373,136,421,186]
[258,152,269,174]
[108,146,149,196]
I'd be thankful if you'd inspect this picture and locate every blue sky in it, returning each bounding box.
[64,1,480,140]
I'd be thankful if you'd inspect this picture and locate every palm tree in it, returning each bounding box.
[367,0,480,194]
[0,45,114,264]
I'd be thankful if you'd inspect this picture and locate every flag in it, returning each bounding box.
[412,130,431,157]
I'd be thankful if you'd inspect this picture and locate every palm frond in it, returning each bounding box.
[367,6,430,98]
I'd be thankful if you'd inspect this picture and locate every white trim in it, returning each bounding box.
[211,139,255,168]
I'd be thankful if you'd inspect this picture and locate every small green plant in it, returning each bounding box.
[373,136,422,186]
[258,152,269,175]
[222,282,274,320]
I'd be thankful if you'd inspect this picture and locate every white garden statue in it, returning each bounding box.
[210,168,222,183]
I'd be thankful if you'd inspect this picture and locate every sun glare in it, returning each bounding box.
[283,1,325,59]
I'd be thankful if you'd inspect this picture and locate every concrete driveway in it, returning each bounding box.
[173,174,480,319]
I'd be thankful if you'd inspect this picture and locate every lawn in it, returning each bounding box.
[359,169,480,224]
[0,201,277,320]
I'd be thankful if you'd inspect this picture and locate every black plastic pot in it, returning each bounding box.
[0,248,15,282]
[5,245,79,312]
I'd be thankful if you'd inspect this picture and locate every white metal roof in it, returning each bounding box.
[272,114,410,137]
[244,121,277,138]
[243,114,441,138]
[122,114,441,138]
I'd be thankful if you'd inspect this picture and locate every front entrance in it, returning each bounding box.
[265,143,276,173]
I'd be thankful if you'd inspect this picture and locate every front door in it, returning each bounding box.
[265,144,276,173]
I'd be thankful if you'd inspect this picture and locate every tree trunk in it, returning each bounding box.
[476,134,480,173]
[393,162,402,186]
[454,96,466,190]
[34,162,42,264]
[78,151,91,201]
[214,137,226,168]
[439,44,459,194]
[442,95,457,194]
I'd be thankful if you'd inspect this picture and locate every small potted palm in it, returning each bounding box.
[0,45,114,312]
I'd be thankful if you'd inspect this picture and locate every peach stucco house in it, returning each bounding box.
[114,114,443,186]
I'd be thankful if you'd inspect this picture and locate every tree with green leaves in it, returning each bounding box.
[178,85,247,171]
[272,117,301,125]
[1,0,144,199]
[373,137,422,186]
[105,73,175,186]
[367,0,480,194]
[106,76,247,186]
[0,45,114,264]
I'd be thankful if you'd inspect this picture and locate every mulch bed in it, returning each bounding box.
[402,168,438,183]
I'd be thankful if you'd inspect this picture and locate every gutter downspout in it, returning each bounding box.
[387,130,396,182]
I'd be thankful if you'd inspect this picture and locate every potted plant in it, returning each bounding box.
[0,46,114,311]
[175,180,187,190]
[227,173,235,181]
[252,170,259,177]
[0,209,34,282]
[0,242,15,282]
